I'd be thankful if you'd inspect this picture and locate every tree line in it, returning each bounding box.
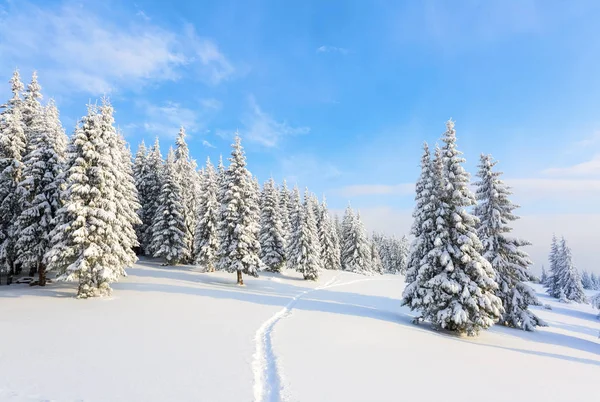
[0,70,408,297]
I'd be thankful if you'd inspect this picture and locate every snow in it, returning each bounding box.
[1,259,599,402]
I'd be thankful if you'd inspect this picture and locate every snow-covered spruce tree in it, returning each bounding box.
[591,272,600,290]
[45,105,126,297]
[546,235,562,298]
[142,139,164,256]
[98,100,140,279]
[14,100,67,284]
[340,205,354,270]
[286,186,302,270]
[309,193,323,257]
[581,270,593,289]
[149,148,187,265]
[474,153,545,331]
[217,154,226,202]
[279,179,292,243]
[194,157,220,271]
[133,141,151,253]
[341,206,372,274]
[540,266,548,286]
[591,292,600,317]
[217,136,261,285]
[403,120,502,335]
[557,238,586,303]
[0,70,26,278]
[45,100,67,160]
[370,239,384,275]
[115,131,142,263]
[333,214,342,244]
[288,189,321,280]
[404,143,438,284]
[398,235,409,274]
[21,71,43,146]
[259,178,286,272]
[174,127,199,261]
[318,196,342,270]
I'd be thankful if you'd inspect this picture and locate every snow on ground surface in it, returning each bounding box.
[1,258,599,402]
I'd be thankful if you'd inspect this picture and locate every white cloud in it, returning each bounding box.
[334,183,414,197]
[574,131,600,148]
[542,154,600,177]
[241,96,310,147]
[202,140,216,148]
[199,98,223,110]
[280,154,341,185]
[0,2,234,94]
[316,45,349,55]
[183,24,235,85]
[139,101,203,137]
[506,178,600,201]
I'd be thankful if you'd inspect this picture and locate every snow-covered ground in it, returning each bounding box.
[1,259,598,402]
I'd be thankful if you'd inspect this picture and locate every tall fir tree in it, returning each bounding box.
[279,179,292,243]
[546,235,562,298]
[99,100,140,279]
[590,272,599,290]
[557,238,586,303]
[174,127,199,261]
[133,141,151,253]
[143,139,164,256]
[217,136,261,284]
[150,148,187,265]
[259,178,286,272]
[286,186,302,270]
[21,71,43,147]
[318,196,342,270]
[341,206,372,274]
[46,105,132,297]
[0,70,26,278]
[581,270,593,289]
[14,99,67,284]
[540,266,549,286]
[194,157,220,271]
[403,120,502,335]
[370,239,384,275]
[288,189,321,280]
[333,214,343,249]
[404,143,438,285]
[474,154,545,330]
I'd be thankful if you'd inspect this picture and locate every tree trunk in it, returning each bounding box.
[38,261,46,287]
[237,270,244,285]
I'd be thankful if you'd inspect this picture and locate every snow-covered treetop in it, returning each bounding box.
[175,126,190,162]
[441,119,475,207]
[9,69,24,105]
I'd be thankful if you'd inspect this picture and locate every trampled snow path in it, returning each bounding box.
[251,273,390,402]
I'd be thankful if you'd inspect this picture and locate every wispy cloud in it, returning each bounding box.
[334,183,414,197]
[202,140,216,148]
[241,96,310,147]
[183,24,235,85]
[280,154,341,185]
[542,154,600,177]
[199,98,223,110]
[574,131,600,148]
[0,2,234,94]
[316,45,349,55]
[137,99,219,137]
[506,178,600,201]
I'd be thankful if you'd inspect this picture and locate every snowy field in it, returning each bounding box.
[1,258,598,402]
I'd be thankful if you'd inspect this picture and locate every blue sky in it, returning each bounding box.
[1,0,600,272]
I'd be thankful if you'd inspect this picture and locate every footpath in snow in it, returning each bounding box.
[1,259,599,402]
